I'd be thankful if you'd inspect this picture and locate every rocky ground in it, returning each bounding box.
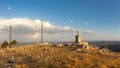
[0,44,120,68]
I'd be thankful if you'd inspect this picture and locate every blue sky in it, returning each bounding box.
[0,0,120,42]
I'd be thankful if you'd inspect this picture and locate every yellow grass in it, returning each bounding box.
[0,44,120,68]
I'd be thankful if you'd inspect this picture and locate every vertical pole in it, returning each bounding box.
[9,25,12,48]
[41,22,43,43]
[77,30,80,36]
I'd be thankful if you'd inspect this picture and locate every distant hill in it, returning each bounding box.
[107,44,120,52]
[0,44,120,68]
[88,41,120,52]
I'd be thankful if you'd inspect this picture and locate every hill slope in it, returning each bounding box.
[0,44,120,68]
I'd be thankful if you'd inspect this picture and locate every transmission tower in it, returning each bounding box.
[41,22,43,43]
[9,25,12,48]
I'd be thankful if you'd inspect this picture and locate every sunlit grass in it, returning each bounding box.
[0,44,120,68]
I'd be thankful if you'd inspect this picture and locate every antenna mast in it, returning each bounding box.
[77,30,80,36]
[9,25,12,48]
[41,22,43,43]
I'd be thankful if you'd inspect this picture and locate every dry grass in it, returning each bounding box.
[0,44,120,68]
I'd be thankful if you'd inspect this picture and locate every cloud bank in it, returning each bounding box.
[0,18,77,42]
[83,30,100,36]
[0,18,77,34]
[0,17,101,42]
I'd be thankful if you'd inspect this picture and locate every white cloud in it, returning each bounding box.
[6,5,11,10]
[0,17,77,42]
[0,17,102,42]
[0,16,6,20]
[83,30,100,36]
[33,32,40,38]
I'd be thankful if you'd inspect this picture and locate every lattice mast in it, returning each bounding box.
[41,22,44,43]
[9,25,12,48]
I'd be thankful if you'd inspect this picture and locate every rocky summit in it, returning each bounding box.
[0,44,120,68]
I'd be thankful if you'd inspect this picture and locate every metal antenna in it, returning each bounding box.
[41,21,43,43]
[9,25,12,48]
[77,30,80,36]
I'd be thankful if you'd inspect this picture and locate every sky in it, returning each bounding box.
[0,0,120,42]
